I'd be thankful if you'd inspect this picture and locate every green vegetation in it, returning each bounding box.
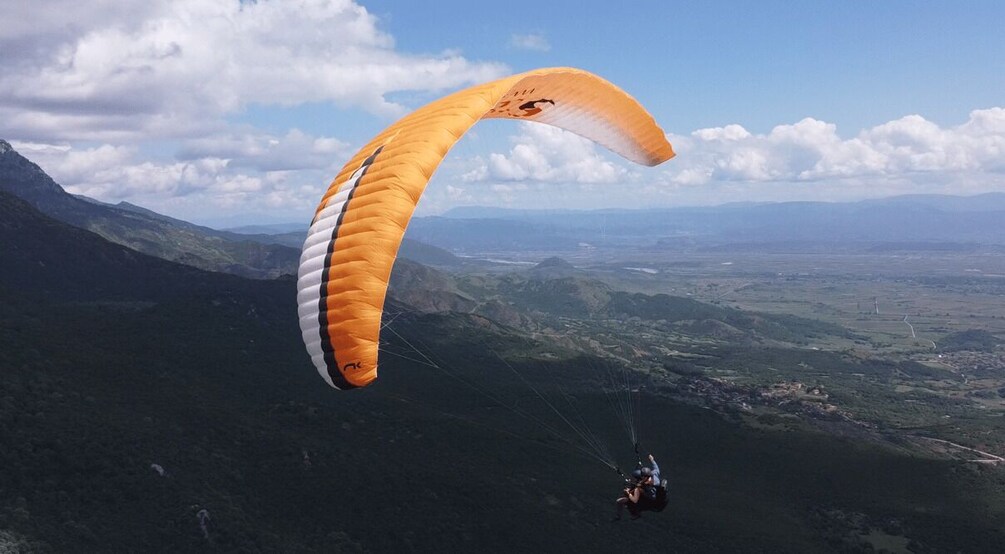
[3,186,1005,551]
[3,288,1005,552]
[940,329,1000,353]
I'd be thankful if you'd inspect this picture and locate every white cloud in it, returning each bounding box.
[1,0,514,224]
[5,1,1003,221]
[440,108,1005,210]
[15,106,1005,220]
[62,155,233,199]
[465,123,626,184]
[509,33,551,52]
[63,153,319,225]
[15,136,325,224]
[0,0,508,142]
[692,124,750,141]
[177,129,351,172]
[662,108,1005,199]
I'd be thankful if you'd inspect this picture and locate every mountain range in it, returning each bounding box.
[0,140,299,278]
[3,138,1005,551]
[407,193,1005,252]
[7,138,1004,269]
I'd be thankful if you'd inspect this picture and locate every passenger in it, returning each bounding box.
[614,454,663,520]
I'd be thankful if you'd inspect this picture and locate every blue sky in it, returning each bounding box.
[365,0,1005,133]
[2,0,1003,226]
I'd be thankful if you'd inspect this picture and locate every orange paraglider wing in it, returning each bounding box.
[297,67,674,389]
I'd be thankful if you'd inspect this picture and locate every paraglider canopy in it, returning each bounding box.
[297,67,675,390]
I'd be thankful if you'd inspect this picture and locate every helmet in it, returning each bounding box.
[631,469,643,480]
[641,467,652,476]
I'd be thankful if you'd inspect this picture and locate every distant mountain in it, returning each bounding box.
[406,216,581,252]
[500,276,614,318]
[0,190,269,302]
[715,199,1005,243]
[0,139,298,278]
[217,225,466,268]
[529,256,578,276]
[859,193,1005,212]
[418,193,1005,252]
[398,237,464,267]
[223,222,307,235]
[387,259,477,313]
[939,329,1001,353]
[443,193,1005,220]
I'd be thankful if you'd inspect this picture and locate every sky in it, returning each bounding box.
[2,0,1003,227]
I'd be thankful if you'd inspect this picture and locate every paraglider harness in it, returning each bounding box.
[617,444,669,515]
[641,478,670,513]
[620,476,668,515]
